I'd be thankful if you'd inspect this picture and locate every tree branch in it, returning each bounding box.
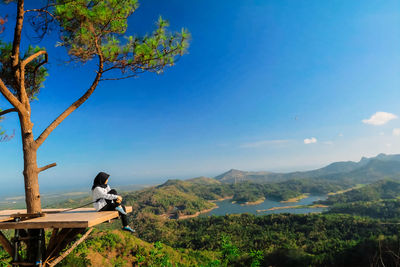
[0,231,13,258]
[0,108,17,117]
[0,129,15,142]
[19,51,47,108]
[101,46,181,77]
[38,163,57,173]
[20,50,48,107]
[11,0,24,68]
[100,74,138,81]
[21,50,48,67]
[24,9,56,20]
[35,44,104,148]
[0,78,25,112]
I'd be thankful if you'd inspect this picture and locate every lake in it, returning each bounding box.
[203,195,327,216]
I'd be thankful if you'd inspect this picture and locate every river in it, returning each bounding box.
[202,195,327,216]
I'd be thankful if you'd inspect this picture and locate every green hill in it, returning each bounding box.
[125,184,215,218]
[320,180,400,220]
[134,213,400,267]
[122,177,238,218]
[327,199,400,220]
[321,179,400,205]
[55,229,219,266]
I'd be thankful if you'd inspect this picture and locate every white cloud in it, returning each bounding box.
[304,137,317,144]
[379,132,385,136]
[338,133,344,137]
[362,111,397,126]
[393,128,400,136]
[240,139,289,148]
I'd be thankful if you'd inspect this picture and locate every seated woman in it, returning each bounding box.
[91,172,135,233]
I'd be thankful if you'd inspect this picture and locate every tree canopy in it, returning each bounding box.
[0,0,189,134]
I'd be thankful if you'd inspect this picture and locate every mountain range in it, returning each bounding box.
[214,153,400,184]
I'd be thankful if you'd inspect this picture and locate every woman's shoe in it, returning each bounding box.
[122,226,135,233]
[115,206,127,215]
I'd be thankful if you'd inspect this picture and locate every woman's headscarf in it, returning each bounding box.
[92,172,110,190]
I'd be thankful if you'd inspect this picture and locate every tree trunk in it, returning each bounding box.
[19,113,41,214]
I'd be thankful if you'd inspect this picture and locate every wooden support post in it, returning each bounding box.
[46,228,93,267]
[44,228,73,263]
[44,227,86,264]
[45,228,58,258]
[61,228,85,248]
[0,230,13,258]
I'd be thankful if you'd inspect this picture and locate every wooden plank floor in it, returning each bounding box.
[0,207,132,229]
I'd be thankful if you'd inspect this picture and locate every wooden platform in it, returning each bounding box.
[0,207,132,229]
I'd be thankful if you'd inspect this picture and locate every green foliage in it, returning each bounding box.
[55,0,138,61]
[58,252,91,267]
[320,179,400,205]
[0,246,11,267]
[232,182,265,202]
[265,248,313,267]
[82,231,122,253]
[134,246,146,264]
[57,230,219,266]
[249,249,263,267]
[111,257,128,267]
[0,0,189,138]
[0,41,48,101]
[98,231,122,250]
[137,213,400,266]
[327,199,400,220]
[333,235,400,267]
[220,235,239,266]
[124,179,219,218]
[54,0,189,77]
[148,241,173,267]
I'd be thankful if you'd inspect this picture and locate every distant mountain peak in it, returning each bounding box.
[359,153,400,164]
[157,179,182,188]
[214,153,400,184]
[226,169,242,173]
[377,153,388,158]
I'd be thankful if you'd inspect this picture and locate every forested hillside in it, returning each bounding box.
[321,180,400,205]
[320,180,400,220]
[7,155,400,266]
[134,213,400,266]
[122,178,350,218]
[46,213,400,266]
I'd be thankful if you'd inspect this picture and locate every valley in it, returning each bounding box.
[2,153,400,266]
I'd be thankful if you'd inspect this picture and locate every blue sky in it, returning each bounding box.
[1,0,400,194]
